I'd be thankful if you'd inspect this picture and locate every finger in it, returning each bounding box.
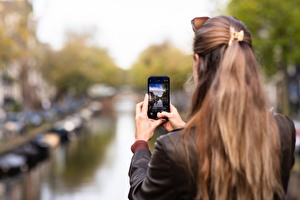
[141,94,149,114]
[170,103,177,112]
[135,102,143,114]
[158,111,172,119]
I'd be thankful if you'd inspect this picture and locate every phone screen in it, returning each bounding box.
[147,76,170,119]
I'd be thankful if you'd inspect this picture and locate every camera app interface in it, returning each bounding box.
[148,80,169,117]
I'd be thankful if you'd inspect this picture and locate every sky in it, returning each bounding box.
[149,84,165,97]
[31,0,226,69]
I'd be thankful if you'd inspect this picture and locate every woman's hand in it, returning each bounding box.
[135,94,165,142]
[157,103,186,131]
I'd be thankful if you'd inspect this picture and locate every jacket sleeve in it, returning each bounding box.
[128,138,177,200]
[274,113,296,193]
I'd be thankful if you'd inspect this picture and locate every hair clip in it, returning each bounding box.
[228,27,244,46]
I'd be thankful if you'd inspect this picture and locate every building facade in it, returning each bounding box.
[0,0,53,110]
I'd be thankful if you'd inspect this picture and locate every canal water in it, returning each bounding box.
[0,94,136,200]
[0,94,299,199]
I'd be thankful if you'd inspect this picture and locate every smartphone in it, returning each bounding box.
[147,76,170,120]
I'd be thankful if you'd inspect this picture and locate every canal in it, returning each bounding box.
[0,94,136,200]
[0,93,299,200]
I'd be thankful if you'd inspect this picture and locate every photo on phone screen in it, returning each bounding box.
[147,76,170,120]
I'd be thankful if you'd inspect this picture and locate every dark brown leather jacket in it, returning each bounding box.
[128,114,295,200]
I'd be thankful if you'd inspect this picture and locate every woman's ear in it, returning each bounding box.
[193,54,200,83]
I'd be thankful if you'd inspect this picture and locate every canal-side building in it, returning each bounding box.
[0,0,53,110]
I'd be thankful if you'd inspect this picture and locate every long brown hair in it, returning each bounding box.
[184,16,284,199]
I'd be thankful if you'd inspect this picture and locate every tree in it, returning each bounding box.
[227,0,300,76]
[0,27,19,69]
[227,0,300,115]
[128,42,192,91]
[39,31,124,99]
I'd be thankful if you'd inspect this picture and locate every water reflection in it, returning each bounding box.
[40,96,135,200]
[41,113,117,199]
[96,97,135,199]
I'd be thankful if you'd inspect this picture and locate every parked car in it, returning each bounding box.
[3,112,25,136]
[23,110,43,127]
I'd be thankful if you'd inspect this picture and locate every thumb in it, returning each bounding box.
[157,111,171,119]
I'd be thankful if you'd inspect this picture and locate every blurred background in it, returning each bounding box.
[0,0,299,199]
